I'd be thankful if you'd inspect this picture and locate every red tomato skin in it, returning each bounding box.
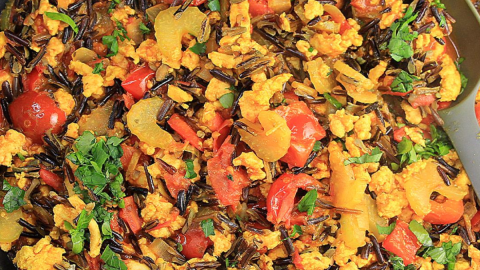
[177,226,213,259]
[9,91,66,144]
[207,137,250,210]
[423,199,464,225]
[410,94,436,109]
[383,220,421,265]
[39,168,64,192]
[383,90,412,97]
[475,103,480,127]
[121,66,155,100]
[168,113,204,151]
[248,0,274,17]
[23,65,47,92]
[339,20,352,34]
[119,196,144,234]
[393,127,408,143]
[163,170,191,198]
[276,102,326,167]
[266,173,321,225]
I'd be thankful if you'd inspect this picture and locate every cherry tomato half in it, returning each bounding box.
[177,224,213,259]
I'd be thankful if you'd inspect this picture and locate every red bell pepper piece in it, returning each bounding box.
[393,127,409,143]
[168,113,204,151]
[121,66,155,100]
[119,196,144,234]
[383,220,421,265]
[39,167,64,192]
[163,170,191,198]
[423,199,464,225]
[248,0,274,17]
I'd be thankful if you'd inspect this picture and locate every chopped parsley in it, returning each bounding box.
[92,62,105,74]
[308,47,314,52]
[426,241,462,269]
[2,179,26,213]
[219,92,235,108]
[344,147,383,165]
[431,0,446,9]
[390,256,415,270]
[108,0,120,13]
[387,7,418,62]
[290,224,303,238]
[102,20,130,57]
[455,57,468,94]
[189,42,207,55]
[297,189,317,215]
[225,258,238,268]
[45,12,78,34]
[376,222,396,235]
[101,245,127,270]
[139,22,151,35]
[227,174,234,181]
[201,218,215,237]
[312,141,322,152]
[16,153,25,161]
[207,0,221,12]
[66,131,126,206]
[390,70,420,93]
[176,243,183,252]
[64,209,94,254]
[184,159,197,179]
[324,93,342,109]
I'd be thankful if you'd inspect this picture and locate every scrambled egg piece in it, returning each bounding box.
[258,254,274,270]
[0,130,27,167]
[239,73,292,122]
[469,246,480,269]
[376,189,409,218]
[404,126,425,146]
[43,37,64,68]
[168,85,193,103]
[439,55,461,102]
[233,152,266,180]
[103,66,128,87]
[354,114,372,140]
[370,166,395,194]
[208,52,239,69]
[296,40,318,60]
[38,0,63,35]
[124,260,151,270]
[208,230,234,256]
[69,60,105,98]
[182,43,200,71]
[110,6,135,25]
[334,241,358,266]
[141,193,186,238]
[311,151,331,179]
[278,13,292,32]
[310,19,363,57]
[54,89,75,115]
[300,250,332,270]
[13,236,67,270]
[329,109,359,138]
[119,39,140,64]
[415,26,445,62]
[0,32,6,59]
[379,0,408,29]
[304,0,324,20]
[230,1,251,37]
[401,101,422,125]
[136,39,163,62]
[65,123,80,139]
[243,229,282,251]
[205,78,231,102]
[368,61,387,84]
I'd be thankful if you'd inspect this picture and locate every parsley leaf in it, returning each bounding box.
[431,0,446,9]
[139,22,151,35]
[2,180,26,213]
[219,93,235,108]
[455,58,468,95]
[376,222,396,235]
[102,20,130,57]
[184,159,197,179]
[290,224,303,238]
[45,12,78,34]
[391,70,419,93]
[313,141,322,152]
[176,243,183,252]
[344,147,383,165]
[207,0,220,11]
[426,241,461,268]
[297,190,317,215]
[409,220,433,246]
[387,7,418,62]
[93,62,105,74]
[324,93,343,109]
[201,218,215,237]
[390,256,415,270]
[108,0,120,13]
[189,42,207,55]
[225,258,238,268]
[65,209,94,254]
[101,245,127,270]
[308,47,314,52]
[17,153,25,161]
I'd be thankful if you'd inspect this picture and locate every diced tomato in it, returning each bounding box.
[121,66,155,100]
[266,173,321,226]
[437,101,452,110]
[289,210,308,226]
[383,220,421,265]
[409,94,436,109]
[110,213,122,233]
[472,211,480,232]
[248,0,274,17]
[339,20,352,34]
[424,199,464,225]
[163,170,191,198]
[9,91,66,144]
[475,103,480,127]
[393,127,408,143]
[292,250,304,269]
[161,0,206,6]
[276,102,326,167]
[120,144,138,169]
[168,113,204,151]
[207,137,250,210]
[23,65,47,92]
[177,224,213,259]
[39,168,64,192]
[119,196,143,234]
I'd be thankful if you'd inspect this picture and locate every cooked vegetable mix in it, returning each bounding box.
[0,0,478,269]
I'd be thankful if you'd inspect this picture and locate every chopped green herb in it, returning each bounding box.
[297,190,317,215]
[324,93,342,109]
[227,85,237,91]
[45,12,78,33]
[225,258,238,268]
[65,209,94,254]
[387,7,418,61]
[17,153,25,161]
[176,243,183,252]
[426,241,461,268]
[2,180,26,213]
[313,141,322,152]
[290,224,303,238]
[184,159,197,179]
[108,0,120,13]
[102,20,130,57]
[207,0,221,12]
[201,218,215,237]
[431,0,446,9]
[92,62,105,74]
[139,22,151,35]
[308,47,314,52]
[189,42,207,55]
[450,225,459,235]
[390,256,415,270]
[455,58,468,95]
[101,245,127,270]
[344,147,383,165]
[391,70,419,93]
[219,92,235,108]
[227,174,234,181]
[376,222,396,235]
[409,220,433,246]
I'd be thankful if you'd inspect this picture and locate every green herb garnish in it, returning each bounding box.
[2,179,26,213]
[297,190,317,215]
[45,12,79,33]
[324,93,342,109]
[391,70,419,93]
[312,141,322,152]
[102,20,130,57]
[201,218,215,237]
[344,147,383,165]
[101,245,127,270]
[139,22,151,35]
[189,42,207,55]
[184,159,197,179]
[92,62,105,74]
[376,222,396,235]
[207,0,221,12]
[290,224,303,238]
[409,220,433,246]
[65,210,94,254]
[390,256,416,270]
[219,93,235,108]
[387,7,418,62]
